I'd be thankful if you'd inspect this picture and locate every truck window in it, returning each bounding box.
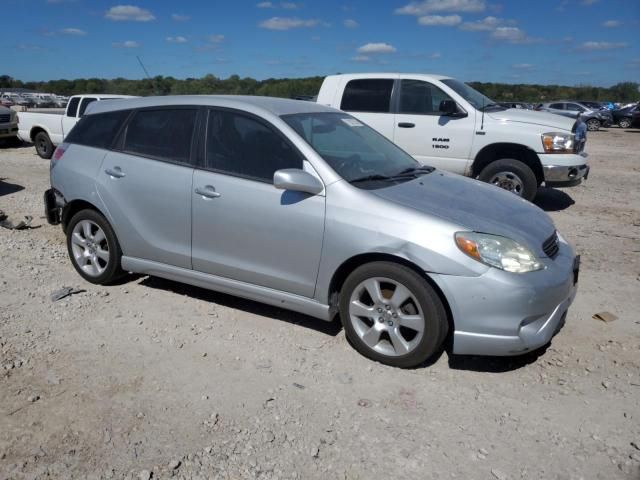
[79,98,98,117]
[66,97,80,117]
[340,79,394,113]
[399,79,453,115]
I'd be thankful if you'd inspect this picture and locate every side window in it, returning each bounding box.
[399,79,453,115]
[66,97,80,117]
[549,103,564,110]
[78,97,97,117]
[124,108,197,164]
[206,109,302,182]
[340,79,394,113]
[65,110,131,149]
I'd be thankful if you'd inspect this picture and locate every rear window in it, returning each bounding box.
[66,97,80,117]
[123,108,197,164]
[65,109,131,150]
[340,79,394,113]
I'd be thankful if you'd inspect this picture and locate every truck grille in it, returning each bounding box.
[542,231,560,259]
[0,114,10,123]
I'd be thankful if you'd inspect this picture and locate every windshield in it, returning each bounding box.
[442,79,498,111]
[281,112,423,187]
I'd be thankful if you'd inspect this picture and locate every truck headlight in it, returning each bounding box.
[541,132,575,153]
[455,232,543,273]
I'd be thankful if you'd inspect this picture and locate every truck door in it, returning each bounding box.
[338,78,396,141]
[394,79,475,174]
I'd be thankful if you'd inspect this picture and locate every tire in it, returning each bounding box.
[66,209,125,285]
[339,262,448,368]
[618,118,631,129]
[478,158,538,202]
[586,118,601,131]
[34,131,54,159]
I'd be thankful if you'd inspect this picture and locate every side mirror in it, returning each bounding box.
[439,100,467,118]
[273,169,324,195]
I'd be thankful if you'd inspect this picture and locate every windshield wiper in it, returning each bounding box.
[350,174,395,184]
[397,166,435,176]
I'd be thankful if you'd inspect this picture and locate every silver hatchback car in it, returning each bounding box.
[44,96,579,368]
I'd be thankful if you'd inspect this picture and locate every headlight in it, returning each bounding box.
[541,132,575,153]
[455,232,543,273]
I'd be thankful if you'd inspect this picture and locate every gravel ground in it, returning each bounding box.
[0,129,639,480]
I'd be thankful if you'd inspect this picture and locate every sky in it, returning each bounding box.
[2,0,639,86]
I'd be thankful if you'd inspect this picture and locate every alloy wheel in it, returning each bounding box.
[70,220,110,277]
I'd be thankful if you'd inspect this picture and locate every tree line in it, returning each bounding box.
[1,74,638,103]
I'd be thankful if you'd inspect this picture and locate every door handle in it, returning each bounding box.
[105,167,125,179]
[195,186,221,199]
[398,122,415,128]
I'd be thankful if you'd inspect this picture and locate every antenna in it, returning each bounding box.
[481,96,485,130]
[136,56,152,80]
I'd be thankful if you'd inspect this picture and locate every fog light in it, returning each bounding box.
[568,168,578,178]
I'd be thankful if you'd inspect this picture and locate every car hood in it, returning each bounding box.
[487,109,575,131]
[371,171,556,256]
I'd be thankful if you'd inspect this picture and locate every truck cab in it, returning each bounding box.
[317,73,589,201]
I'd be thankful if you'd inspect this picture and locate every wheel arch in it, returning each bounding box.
[61,199,107,234]
[327,252,454,335]
[30,126,49,142]
[471,143,544,185]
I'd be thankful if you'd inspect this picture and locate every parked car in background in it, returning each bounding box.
[18,94,134,158]
[611,104,639,128]
[54,95,69,108]
[0,106,19,142]
[497,102,533,110]
[1,92,32,108]
[44,95,580,368]
[539,101,612,131]
[317,74,589,201]
[578,101,606,111]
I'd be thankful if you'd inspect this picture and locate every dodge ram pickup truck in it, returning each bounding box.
[18,94,133,158]
[317,73,589,201]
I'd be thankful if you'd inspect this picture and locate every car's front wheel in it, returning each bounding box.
[586,118,601,131]
[339,262,448,368]
[66,209,124,284]
[618,118,631,129]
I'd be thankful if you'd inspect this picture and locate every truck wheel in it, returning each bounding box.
[339,262,448,368]
[34,131,54,159]
[586,118,601,131]
[618,118,631,129]
[478,158,538,201]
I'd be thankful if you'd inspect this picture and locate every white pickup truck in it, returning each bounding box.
[317,73,589,200]
[18,94,133,158]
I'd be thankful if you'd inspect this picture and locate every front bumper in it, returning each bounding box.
[0,124,18,138]
[430,240,579,356]
[540,152,590,187]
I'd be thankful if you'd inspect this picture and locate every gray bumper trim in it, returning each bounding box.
[543,163,589,184]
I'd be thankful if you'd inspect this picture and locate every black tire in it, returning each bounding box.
[339,262,448,368]
[618,118,631,129]
[34,131,54,159]
[66,209,125,285]
[478,158,538,201]
[586,118,601,131]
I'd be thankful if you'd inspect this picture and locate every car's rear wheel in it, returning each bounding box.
[66,209,124,285]
[34,131,53,159]
[586,118,601,131]
[339,262,448,368]
[478,158,538,201]
[618,118,631,129]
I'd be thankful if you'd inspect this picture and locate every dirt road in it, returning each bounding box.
[1,129,639,480]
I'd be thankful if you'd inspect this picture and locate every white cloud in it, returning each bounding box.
[602,20,621,28]
[60,28,87,36]
[491,26,536,44]
[207,34,225,43]
[171,14,190,21]
[166,36,188,43]
[257,1,273,6]
[105,5,155,22]
[418,14,461,26]
[351,55,370,62]
[578,41,628,51]
[512,63,534,70]
[259,17,319,30]
[459,15,502,31]
[280,2,300,8]
[429,52,442,58]
[112,40,141,48]
[580,0,598,5]
[396,0,485,15]
[357,42,397,54]
[343,19,359,28]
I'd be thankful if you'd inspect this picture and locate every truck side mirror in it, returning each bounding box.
[439,100,467,118]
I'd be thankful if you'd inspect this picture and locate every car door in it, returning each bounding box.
[96,107,199,269]
[339,78,396,141]
[393,79,475,174]
[191,108,325,297]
